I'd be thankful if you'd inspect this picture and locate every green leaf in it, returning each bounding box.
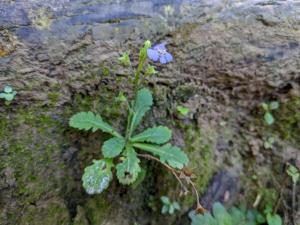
[168,205,175,214]
[173,202,180,210]
[82,159,113,194]
[161,196,170,205]
[116,147,141,185]
[102,137,125,158]
[129,88,153,132]
[266,214,282,225]
[269,101,279,110]
[69,111,122,138]
[190,212,218,225]
[161,205,169,214]
[4,86,13,93]
[264,204,273,215]
[133,143,189,169]
[256,212,266,224]
[177,106,189,116]
[0,93,15,101]
[131,126,172,144]
[131,168,146,189]
[261,103,269,111]
[264,112,274,125]
[212,202,232,225]
[229,207,246,224]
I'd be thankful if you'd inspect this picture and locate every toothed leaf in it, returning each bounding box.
[82,159,113,194]
[130,88,153,132]
[131,126,172,144]
[69,111,121,137]
[133,143,189,169]
[102,137,125,158]
[116,147,141,185]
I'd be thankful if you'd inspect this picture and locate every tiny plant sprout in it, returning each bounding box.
[190,202,282,225]
[263,204,283,225]
[261,101,279,125]
[287,164,299,184]
[116,91,127,102]
[177,105,189,116]
[118,52,131,66]
[160,196,180,215]
[145,65,157,76]
[0,85,17,102]
[264,137,275,149]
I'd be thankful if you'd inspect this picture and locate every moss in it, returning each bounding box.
[240,158,281,212]
[0,48,9,57]
[181,124,214,205]
[274,97,300,145]
[48,92,61,106]
[174,84,197,102]
[0,105,70,222]
[72,206,89,225]
[84,196,112,224]
[19,199,70,225]
[29,8,53,29]
[0,81,127,224]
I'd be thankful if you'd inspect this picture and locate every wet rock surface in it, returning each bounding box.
[0,0,300,224]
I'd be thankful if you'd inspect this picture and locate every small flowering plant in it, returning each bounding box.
[69,41,205,213]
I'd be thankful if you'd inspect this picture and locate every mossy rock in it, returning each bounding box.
[274,97,300,145]
[19,198,70,225]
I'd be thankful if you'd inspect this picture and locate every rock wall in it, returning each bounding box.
[0,0,299,224]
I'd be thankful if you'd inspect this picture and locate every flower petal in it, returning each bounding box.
[147,49,159,61]
[159,56,167,64]
[165,53,173,63]
[154,43,166,51]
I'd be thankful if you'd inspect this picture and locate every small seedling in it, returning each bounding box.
[264,204,282,225]
[0,85,17,103]
[118,52,131,66]
[115,91,127,102]
[177,105,189,117]
[287,164,299,184]
[263,137,275,149]
[161,196,180,215]
[190,202,282,225]
[190,202,266,225]
[145,65,157,76]
[261,101,279,125]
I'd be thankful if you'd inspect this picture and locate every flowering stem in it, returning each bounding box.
[137,153,188,193]
[133,60,145,96]
[190,179,205,211]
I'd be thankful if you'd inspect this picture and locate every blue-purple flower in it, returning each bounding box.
[147,43,173,64]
